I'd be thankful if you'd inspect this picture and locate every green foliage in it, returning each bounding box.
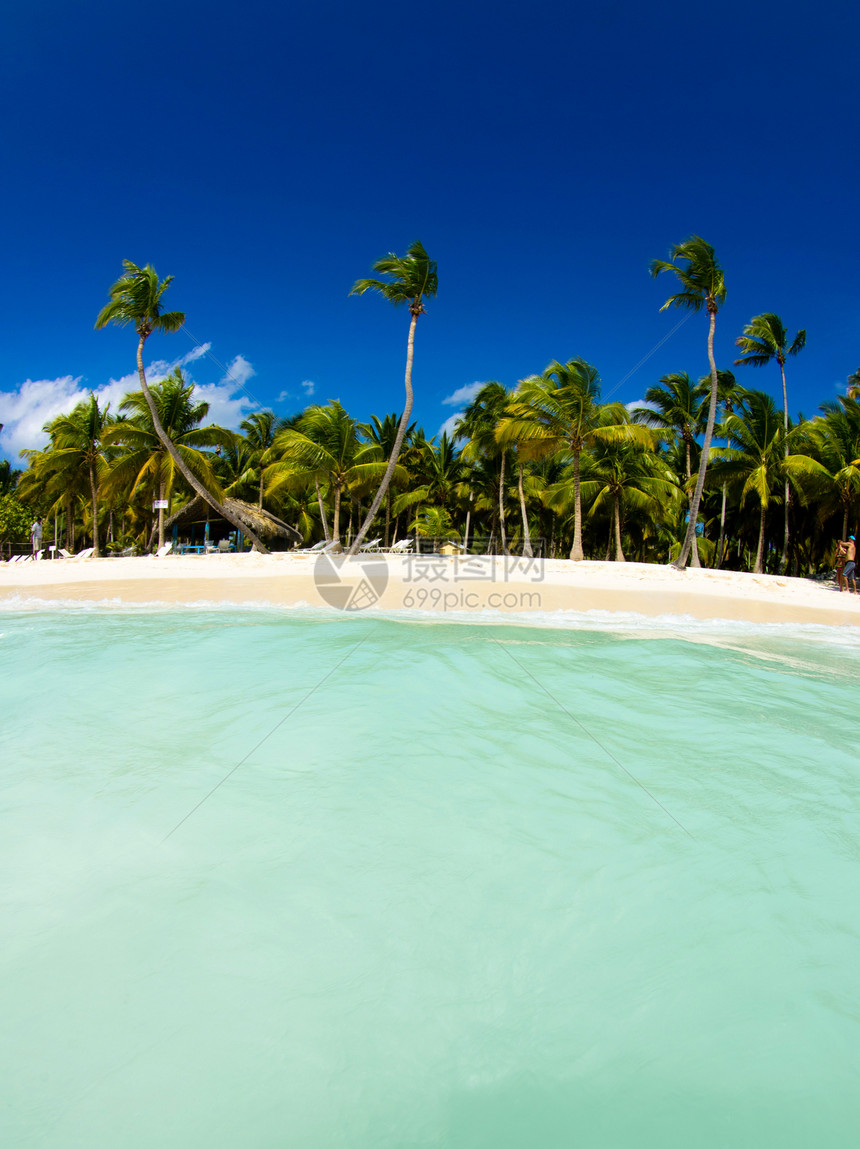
[650,236,726,313]
[350,240,438,315]
[0,494,32,542]
[735,313,806,370]
[95,260,185,337]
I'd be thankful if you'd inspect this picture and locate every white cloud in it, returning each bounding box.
[438,412,466,440]
[220,354,256,392]
[442,381,483,407]
[626,398,658,415]
[301,379,315,396]
[0,348,258,461]
[179,342,211,365]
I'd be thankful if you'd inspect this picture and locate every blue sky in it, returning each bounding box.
[2,0,858,462]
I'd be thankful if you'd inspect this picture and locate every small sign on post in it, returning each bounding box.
[153,500,169,510]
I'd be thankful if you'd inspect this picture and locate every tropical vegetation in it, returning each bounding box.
[4,242,859,575]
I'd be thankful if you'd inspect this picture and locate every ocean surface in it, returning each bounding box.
[2,607,859,1147]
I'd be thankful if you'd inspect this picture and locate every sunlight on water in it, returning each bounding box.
[1,609,859,1147]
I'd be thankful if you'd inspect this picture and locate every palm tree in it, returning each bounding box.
[708,391,787,573]
[734,313,806,572]
[266,402,389,544]
[103,370,232,550]
[240,411,286,510]
[498,359,648,560]
[347,241,438,556]
[633,372,709,565]
[359,412,417,546]
[786,398,860,540]
[0,459,21,497]
[43,394,113,557]
[651,236,727,569]
[549,433,680,561]
[847,368,860,399]
[712,370,744,569]
[457,382,513,554]
[95,260,269,552]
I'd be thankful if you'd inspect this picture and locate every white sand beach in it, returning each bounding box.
[2,552,859,626]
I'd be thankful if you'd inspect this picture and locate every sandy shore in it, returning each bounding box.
[2,552,859,627]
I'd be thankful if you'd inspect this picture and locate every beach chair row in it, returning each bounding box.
[4,547,95,564]
[293,538,414,556]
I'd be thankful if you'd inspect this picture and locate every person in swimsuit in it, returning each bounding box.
[837,534,856,593]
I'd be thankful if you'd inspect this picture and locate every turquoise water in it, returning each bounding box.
[1,608,859,1147]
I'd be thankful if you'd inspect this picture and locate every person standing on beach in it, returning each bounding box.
[837,534,856,593]
[30,518,42,556]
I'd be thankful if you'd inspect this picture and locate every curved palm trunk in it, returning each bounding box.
[258,470,264,511]
[135,335,269,553]
[613,493,625,561]
[779,361,790,574]
[89,462,100,558]
[347,311,418,557]
[517,461,533,558]
[684,437,701,567]
[673,307,718,570]
[498,451,509,555]
[753,502,766,573]
[570,449,584,561]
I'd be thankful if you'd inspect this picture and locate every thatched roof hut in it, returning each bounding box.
[164,496,301,547]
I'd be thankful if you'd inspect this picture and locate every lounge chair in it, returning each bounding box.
[358,538,382,553]
[71,547,94,561]
[58,549,72,559]
[154,542,173,558]
[296,539,329,554]
[387,539,413,554]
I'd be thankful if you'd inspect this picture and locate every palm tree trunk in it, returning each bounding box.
[332,483,342,543]
[614,493,625,561]
[516,461,532,558]
[673,307,718,570]
[753,502,766,573]
[499,451,509,555]
[347,310,418,557]
[258,470,264,511]
[89,462,100,558]
[779,361,790,574]
[570,448,584,560]
[315,478,331,542]
[685,436,700,567]
[157,479,166,550]
[715,484,727,569]
[134,335,270,553]
[385,490,391,548]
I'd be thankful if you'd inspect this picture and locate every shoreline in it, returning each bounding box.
[3,554,860,628]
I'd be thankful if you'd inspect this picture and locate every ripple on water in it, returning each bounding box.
[1,609,858,1147]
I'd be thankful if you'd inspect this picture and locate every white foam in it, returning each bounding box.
[2,596,859,654]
